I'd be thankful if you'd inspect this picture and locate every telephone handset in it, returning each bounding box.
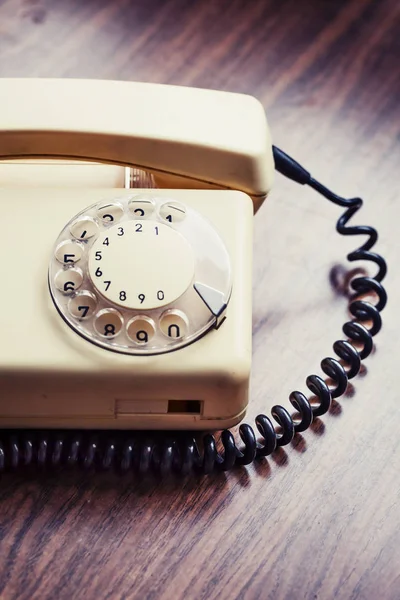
[0,79,387,474]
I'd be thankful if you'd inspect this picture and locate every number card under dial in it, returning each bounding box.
[48,195,232,355]
[88,220,195,310]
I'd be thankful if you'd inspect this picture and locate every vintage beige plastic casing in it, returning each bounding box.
[0,188,252,430]
[0,78,273,430]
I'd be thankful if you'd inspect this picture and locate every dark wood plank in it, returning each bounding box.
[0,0,399,598]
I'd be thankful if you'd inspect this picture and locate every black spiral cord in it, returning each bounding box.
[0,146,387,476]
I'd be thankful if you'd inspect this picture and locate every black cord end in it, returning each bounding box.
[272,145,350,206]
[272,145,311,186]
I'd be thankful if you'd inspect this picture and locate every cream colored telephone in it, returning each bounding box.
[0,78,274,431]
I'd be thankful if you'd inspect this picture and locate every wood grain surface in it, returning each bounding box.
[0,0,399,598]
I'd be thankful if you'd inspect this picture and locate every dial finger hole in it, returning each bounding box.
[126,316,156,345]
[54,268,83,294]
[55,240,84,265]
[94,308,123,339]
[68,291,97,320]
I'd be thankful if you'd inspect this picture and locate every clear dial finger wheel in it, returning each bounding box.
[49,195,232,355]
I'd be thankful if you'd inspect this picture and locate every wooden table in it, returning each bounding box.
[0,1,399,598]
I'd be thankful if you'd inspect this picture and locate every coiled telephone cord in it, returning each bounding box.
[0,147,387,476]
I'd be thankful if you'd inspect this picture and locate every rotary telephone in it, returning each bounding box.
[0,79,387,474]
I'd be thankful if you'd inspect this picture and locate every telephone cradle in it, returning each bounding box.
[0,79,387,475]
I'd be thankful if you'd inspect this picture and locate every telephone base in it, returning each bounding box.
[0,188,253,431]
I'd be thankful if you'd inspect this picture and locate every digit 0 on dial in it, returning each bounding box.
[88,220,195,310]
